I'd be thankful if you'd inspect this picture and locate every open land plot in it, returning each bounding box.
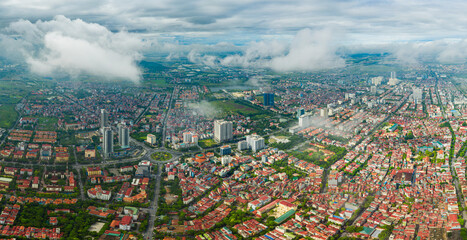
[0,104,18,128]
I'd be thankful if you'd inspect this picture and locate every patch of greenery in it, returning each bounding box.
[36,116,59,131]
[271,160,306,179]
[0,104,18,128]
[131,132,148,142]
[439,122,450,128]
[378,225,394,240]
[198,138,219,148]
[151,152,172,161]
[211,99,273,118]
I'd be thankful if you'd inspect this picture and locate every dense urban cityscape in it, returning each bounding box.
[1,61,467,240]
[1,0,467,240]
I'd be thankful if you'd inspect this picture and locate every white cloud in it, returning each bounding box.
[4,15,143,82]
[219,40,288,68]
[189,28,345,72]
[3,0,467,45]
[389,40,467,65]
[187,51,219,67]
[270,29,344,71]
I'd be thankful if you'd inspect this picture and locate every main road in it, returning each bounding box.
[143,163,163,240]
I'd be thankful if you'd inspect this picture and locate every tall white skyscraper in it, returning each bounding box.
[214,120,233,142]
[118,124,130,148]
[320,108,328,118]
[103,127,113,158]
[100,109,109,130]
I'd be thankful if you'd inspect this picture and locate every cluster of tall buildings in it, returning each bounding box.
[388,71,399,85]
[213,119,265,152]
[371,76,383,86]
[370,72,398,86]
[172,131,200,150]
[100,109,130,159]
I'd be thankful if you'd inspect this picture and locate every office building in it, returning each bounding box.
[103,127,113,158]
[118,124,130,148]
[370,86,377,94]
[220,145,231,156]
[264,93,275,106]
[214,120,233,142]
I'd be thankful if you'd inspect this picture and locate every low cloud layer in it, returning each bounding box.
[390,40,467,65]
[270,29,344,71]
[2,15,143,82]
[189,28,345,72]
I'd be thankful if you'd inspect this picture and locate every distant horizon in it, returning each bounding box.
[0,1,467,81]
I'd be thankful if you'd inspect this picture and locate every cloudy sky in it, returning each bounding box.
[1,0,467,81]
